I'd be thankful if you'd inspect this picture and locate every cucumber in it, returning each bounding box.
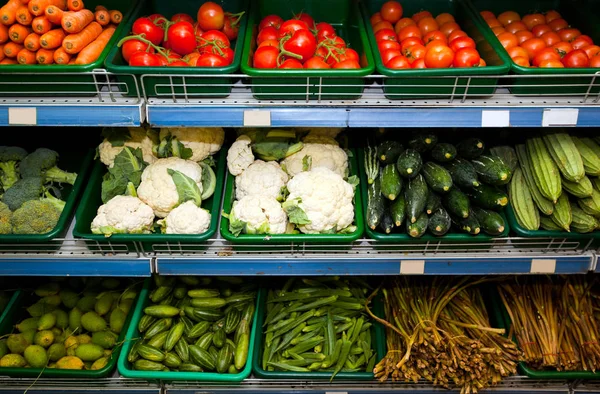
[406,213,428,238]
[515,144,554,215]
[571,205,599,233]
[396,149,422,179]
[199,162,216,200]
[578,188,600,216]
[464,184,508,211]
[428,208,451,236]
[489,146,518,172]
[509,167,540,231]
[471,155,512,185]
[408,133,437,153]
[379,207,395,234]
[562,175,593,198]
[571,136,600,176]
[445,158,480,189]
[390,194,406,227]
[457,138,485,159]
[442,188,470,219]
[364,144,380,185]
[377,141,404,164]
[367,178,385,230]
[405,174,428,223]
[425,192,442,215]
[430,143,457,163]
[551,193,572,232]
[526,137,562,204]
[380,164,403,201]
[472,207,505,236]
[593,177,600,192]
[452,210,481,235]
[543,133,585,183]
[422,162,453,193]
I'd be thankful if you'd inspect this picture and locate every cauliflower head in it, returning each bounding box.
[283,167,354,234]
[235,160,288,201]
[159,128,224,162]
[91,195,155,236]
[281,142,348,178]
[228,195,287,236]
[227,135,254,176]
[98,128,158,168]
[157,201,211,234]
[137,157,203,218]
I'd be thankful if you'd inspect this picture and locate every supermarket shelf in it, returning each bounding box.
[0,377,160,393]
[576,382,600,393]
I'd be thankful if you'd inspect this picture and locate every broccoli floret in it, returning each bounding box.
[0,202,12,234]
[20,148,77,185]
[11,191,65,234]
[0,146,27,190]
[1,177,44,211]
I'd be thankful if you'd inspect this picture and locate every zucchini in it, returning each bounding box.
[377,141,404,164]
[408,133,437,153]
[405,174,428,223]
[445,158,480,189]
[396,149,422,179]
[390,194,406,227]
[562,176,593,198]
[472,207,505,236]
[543,133,585,182]
[515,144,554,215]
[489,146,518,172]
[578,188,600,216]
[526,137,562,204]
[367,179,385,230]
[464,184,508,211]
[471,155,512,185]
[508,167,540,231]
[428,208,451,236]
[551,193,572,232]
[406,213,428,238]
[572,136,600,176]
[540,216,562,231]
[442,188,470,219]
[422,162,453,193]
[457,138,485,159]
[380,164,403,201]
[364,144,379,185]
[452,210,480,235]
[571,205,599,233]
[425,192,442,215]
[430,143,457,163]
[379,207,395,234]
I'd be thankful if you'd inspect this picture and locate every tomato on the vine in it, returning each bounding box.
[453,47,480,67]
[333,59,361,69]
[561,49,590,67]
[223,15,240,40]
[257,26,278,44]
[424,43,454,68]
[122,39,154,62]
[200,30,230,48]
[253,45,279,68]
[171,13,194,23]
[259,14,283,31]
[316,22,335,41]
[197,2,225,31]
[132,17,164,46]
[167,21,196,55]
[129,51,160,66]
[294,12,315,29]
[258,39,279,48]
[278,19,309,38]
[196,53,227,67]
[304,56,330,69]
[278,58,303,68]
[168,59,189,66]
[282,29,317,62]
[337,48,359,63]
[148,14,167,27]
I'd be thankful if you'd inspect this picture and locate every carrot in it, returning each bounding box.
[1,0,21,25]
[39,28,64,48]
[75,23,112,64]
[61,9,92,33]
[108,9,120,24]
[23,31,39,50]
[44,4,63,24]
[8,24,31,43]
[94,5,106,11]
[0,44,4,60]
[31,15,51,33]
[35,47,53,63]
[62,20,99,53]
[16,5,32,25]
[28,0,66,16]
[66,0,82,11]
[0,23,8,43]
[94,9,108,25]
[16,47,35,63]
[52,44,68,62]
[3,41,23,57]
[0,58,17,63]
[19,0,30,4]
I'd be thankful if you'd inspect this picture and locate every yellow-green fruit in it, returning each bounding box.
[101,278,120,290]
[95,293,113,316]
[103,349,112,357]
[48,362,56,368]
[47,343,67,362]
[38,312,57,330]
[51,327,62,338]
[109,308,126,334]
[118,299,134,315]
[76,296,97,312]
[22,329,36,346]
[77,334,92,345]
[34,330,54,348]
[0,354,26,367]
[35,283,60,297]
[81,311,107,333]
[54,332,67,345]
[68,307,82,334]
[24,345,48,368]
[60,289,79,309]
[53,309,69,329]
[56,356,84,370]
[27,302,56,317]
[67,345,77,357]
[16,317,39,333]
[7,333,29,354]
[91,357,109,370]
[92,331,117,349]
[75,343,104,362]
[0,340,8,358]
[64,336,78,350]
[40,295,62,307]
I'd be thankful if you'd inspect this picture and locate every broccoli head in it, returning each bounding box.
[0,146,27,190]
[20,148,77,185]
[11,191,65,234]
[1,176,44,211]
[0,202,12,234]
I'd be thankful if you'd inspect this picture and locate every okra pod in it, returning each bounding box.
[322,339,342,368]
[263,303,283,327]
[267,362,309,372]
[275,322,307,352]
[332,301,363,311]
[332,335,352,380]
[350,317,364,344]
[335,321,354,334]
[302,322,325,333]
[287,296,338,313]
[326,310,335,357]
[290,329,320,346]
[283,337,324,357]
[272,310,315,339]
[366,354,376,372]
[265,336,280,369]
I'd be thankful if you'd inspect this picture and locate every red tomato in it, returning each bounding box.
[400,37,424,51]
[257,26,278,44]
[279,19,309,38]
[539,59,564,67]
[453,47,480,67]
[548,18,568,32]
[375,28,398,42]
[562,49,590,67]
[497,32,518,49]
[278,58,303,68]
[412,58,426,68]
[423,30,446,45]
[395,17,415,34]
[424,43,454,68]
[167,21,196,56]
[386,55,411,68]
[168,59,189,67]
[521,37,547,60]
[316,22,335,41]
[522,13,546,30]
[583,45,600,59]
[148,14,167,27]
[129,51,160,66]
[373,20,394,33]
[507,46,528,59]
[505,21,527,34]
[571,35,593,50]
[540,31,561,46]
[197,2,224,31]
[337,48,359,63]
[183,52,201,66]
[515,30,534,44]
[439,21,460,37]
[201,30,230,48]
[196,53,227,67]
[435,13,455,26]
[552,41,573,57]
[545,10,562,23]
[378,40,401,52]
[402,43,426,63]
[324,36,346,48]
[531,24,551,37]
[381,48,402,64]
[253,45,279,68]
[282,29,317,63]
[486,18,502,29]
[497,11,520,26]
[590,54,600,67]
[425,39,447,49]
[532,47,561,66]
[304,56,330,68]
[171,13,194,23]
[448,30,468,43]
[371,12,383,26]
[397,25,422,42]
[558,28,581,42]
[417,16,439,35]
[294,12,315,29]
[492,26,506,36]
[258,39,279,48]
[333,59,361,69]
[412,10,432,23]
[222,15,240,40]
[194,23,204,38]
[132,17,164,46]
[121,39,154,62]
[380,1,403,24]
[219,46,234,64]
[259,15,283,31]
[449,36,475,51]
[512,55,530,67]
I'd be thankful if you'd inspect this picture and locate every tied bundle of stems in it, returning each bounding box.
[499,276,600,372]
[366,277,521,394]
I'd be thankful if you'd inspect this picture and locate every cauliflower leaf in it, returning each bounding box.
[282,198,311,225]
[168,168,202,207]
[101,147,147,203]
[155,135,193,160]
[225,211,246,237]
[101,128,132,147]
[302,155,312,172]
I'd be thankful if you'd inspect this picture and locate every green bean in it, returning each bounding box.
[275,322,307,352]
[287,296,338,313]
[267,362,309,372]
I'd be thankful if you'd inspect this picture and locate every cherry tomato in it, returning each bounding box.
[507,46,528,59]
[512,56,529,67]
[253,45,279,68]
[439,22,460,37]
[539,59,564,67]
[532,47,561,66]
[480,10,496,21]
[402,43,426,63]
[304,56,331,69]
[370,12,383,26]
[558,28,581,42]
[378,40,401,52]
[257,26,278,44]
[412,58,426,68]
[132,17,164,46]
[412,10,433,23]
[282,29,317,62]
[417,16,438,35]
[571,35,593,50]
[279,19,309,38]
[386,55,411,68]
[497,11,520,26]
[453,47,480,67]
[316,22,335,41]
[521,37,546,60]
[505,21,527,34]
[121,39,154,63]
[590,54,600,67]
[171,13,194,23]
[380,1,403,24]
[449,36,475,52]
[397,25,422,42]
[196,53,227,67]
[400,37,424,52]
[197,2,225,31]
[394,17,415,34]
[492,26,506,36]
[522,13,546,30]
[515,30,534,44]
[222,15,240,40]
[259,39,279,48]
[375,28,398,42]
[435,13,455,26]
[548,18,568,32]
[278,58,303,69]
[200,30,230,48]
[259,14,283,31]
[381,48,402,64]
[373,20,394,33]
[545,10,562,23]
[423,30,446,45]
[562,49,590,67]
[497,32,518,49]
[448,30,468,43]
[552,41,573,57]
[294,12,315,29]
[333,59,361,69]
[583,45,600,59]
[129,51,160,66]
[540,31,561,46]
[424,43,454,68]
[167,21,196,56]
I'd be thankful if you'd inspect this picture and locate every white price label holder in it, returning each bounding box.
[243,110,271,127]
[542,108,578,127]
[481,110,510,127]
[400,260,425,275]
[8,107,37,125]
[530,259,556,274]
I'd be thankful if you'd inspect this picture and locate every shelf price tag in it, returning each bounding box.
[8,107,37,125]
[243,110,271,127]
[542,108,578,127]
[481,110,510,127]
[530,259,556,274]
[400,260,425,275]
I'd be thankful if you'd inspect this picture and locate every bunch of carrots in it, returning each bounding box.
[0,0,121,65]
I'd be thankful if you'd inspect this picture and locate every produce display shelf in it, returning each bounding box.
[0,377,161,393]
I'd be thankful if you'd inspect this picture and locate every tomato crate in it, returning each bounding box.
[240,0,375,100]
[0,0,137,96]
[361,0,511,100]
[104,0,249,98]
[467,0,600,95]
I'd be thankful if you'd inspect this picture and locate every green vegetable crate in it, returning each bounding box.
[105,0,249,98]
[73,149,226,253]
[252,287,386,380]
[220,149,365,244]
[118,278,260,382]
[0,0,137,96]
[361,0,511,100]
[467,0,600,95]
[240,0,375,100]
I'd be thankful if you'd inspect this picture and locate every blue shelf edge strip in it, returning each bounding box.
[0,258,152,277]
[0,105,142,127]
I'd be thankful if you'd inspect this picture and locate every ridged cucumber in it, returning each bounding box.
[526,137,562,203]
[445,158,480,189]
[471,155,512,185]
[578,188,600,216]
[430,143,457,163]
[442,188,470,219]
[390,194,406,227]
[457,138,485,159]
[490,146,518,172]
[380,164,403,201]
[543,133,585,182]
[572,136,600,176]
[465,184,508,211]
[378,141,404,164]
[562,176,593,198]
[472,207,505,236]
[406,213,428,238]
[405,174,428,223]
[422,162,453,193]
[425,192,442,215]
[593,177,600,192]
[571,205,598,233]
[540,215,562,231]
[551,193,572,232]
[367,179,385,230]
[515,144,554,215]
[428,208,451,236]
[408,133,437,153]
[509,167,540,231]
[396,149,422,179]
[452,210,481,235]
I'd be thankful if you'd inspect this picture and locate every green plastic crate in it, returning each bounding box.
[118,278,260,382]
[0,281,141,378]
[467,0,600,95]
[252,288,386,380]
[72,149,226,252]
[240,0,375,100]
[220,149,365,244]
[0,0,138,96]
[361,0,511,100]
[105,0,249,98]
